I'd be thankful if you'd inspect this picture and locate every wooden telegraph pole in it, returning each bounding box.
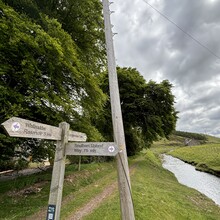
[102,1,135,219]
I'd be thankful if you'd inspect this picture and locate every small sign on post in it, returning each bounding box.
[46,205,56,220]
[2,117,61,140]
[65,142,119,156]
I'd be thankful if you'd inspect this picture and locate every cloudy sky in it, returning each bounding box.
[109,0,220,137]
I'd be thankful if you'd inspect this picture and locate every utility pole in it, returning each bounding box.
[102,1,135,219]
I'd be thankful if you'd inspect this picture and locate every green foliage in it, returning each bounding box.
[36,0,106,74]
[4,0,106,75]
[14,158,29,170]
[97,67,178,155]
[173,130,207,141]
[0,1,106,168]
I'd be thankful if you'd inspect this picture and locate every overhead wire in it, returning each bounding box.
[142,0,220,60]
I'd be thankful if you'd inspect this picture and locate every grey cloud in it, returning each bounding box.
[110,0,220,137]
[209,108,220,120]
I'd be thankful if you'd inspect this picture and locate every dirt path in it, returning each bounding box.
[25,164,137,220]
[67,164,137,220]
[69,181,118,220]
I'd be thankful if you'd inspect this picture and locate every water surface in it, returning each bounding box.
[162,154,220,206]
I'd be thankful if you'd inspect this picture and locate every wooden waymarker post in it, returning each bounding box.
[1,117,119,220]
[47,122,69,220]
[1,117,87,220]
[65,142,119,156]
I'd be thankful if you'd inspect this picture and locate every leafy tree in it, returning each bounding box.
[0,1,106,169]
[97,67,178,155]
[4,0,106,75]
[36,0,106,74]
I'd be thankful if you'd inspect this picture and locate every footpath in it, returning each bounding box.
[26,164,137,220]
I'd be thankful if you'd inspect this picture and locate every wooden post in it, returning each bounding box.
[46,122,69,220]
[78,156,81,171]
[102,1,135,219]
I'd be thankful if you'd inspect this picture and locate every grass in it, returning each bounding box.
[169,144,220,176]
[0,162,116,219]
[151,134,220,176]
[1,135,220,219]
[205,135,220,144]
[61,165,118,219]
[85,150,220,220]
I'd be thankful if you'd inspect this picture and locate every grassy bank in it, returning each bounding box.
[0,146,220,219]
[85,150,220,220]
[0,162,117,219]
[169,144,220,176]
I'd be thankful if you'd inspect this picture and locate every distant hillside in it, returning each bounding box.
[171,131,220,146]
[172,131,207,141]
[204,134,220,143]
[153,131,220,148]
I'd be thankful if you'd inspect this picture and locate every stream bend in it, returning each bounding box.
[162,154,220,206]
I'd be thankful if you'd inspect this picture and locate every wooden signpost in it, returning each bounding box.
[65,142,118,156]
[1,117,119,220]
[2,117,87,142]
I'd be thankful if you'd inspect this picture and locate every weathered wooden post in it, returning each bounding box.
[102,0,135,219]
[1,117,120,219]
[46,122,69,220]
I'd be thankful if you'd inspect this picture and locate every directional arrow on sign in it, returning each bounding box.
[1,117,87,142]
[65,142,119,156]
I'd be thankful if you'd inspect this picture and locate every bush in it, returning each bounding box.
[0,160,15,171]
[14,159,29,171]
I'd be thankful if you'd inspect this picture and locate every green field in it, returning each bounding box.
[151,134,220,176]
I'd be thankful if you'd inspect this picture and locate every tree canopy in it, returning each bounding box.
[97,67,178,156]
[3,0,106,75]
[0,0,106,169]
[0,0,178,170]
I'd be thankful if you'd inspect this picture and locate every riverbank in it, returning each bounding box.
[168,143,220,177]
[84,151,220,220]
[162,154,220,206]
[1,150,220,219]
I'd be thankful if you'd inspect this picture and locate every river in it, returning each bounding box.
[162,154,220,206]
